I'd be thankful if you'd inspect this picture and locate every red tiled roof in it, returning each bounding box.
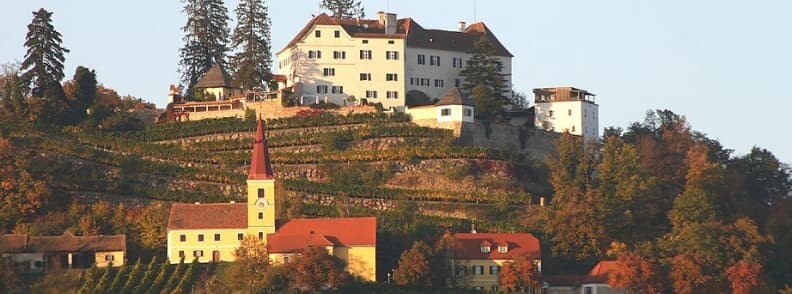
[248,118,274,180]
[167,203,247,230]
[452,233,540,260]
[0,234,28,253]
[279,13,512,57]
[588,260,618,283]
[0,232,125,253]
[266,233,335,254]
[273,217,376,247]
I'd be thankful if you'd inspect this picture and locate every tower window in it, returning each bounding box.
[258,188,265,198]
[258,232,264,240]
[258,212,264,219]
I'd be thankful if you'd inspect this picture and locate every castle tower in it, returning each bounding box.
[533,87,599,142]
[247,118,277,237]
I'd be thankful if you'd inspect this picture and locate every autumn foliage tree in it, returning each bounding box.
[291,246,349,291]
[229,235,270,292]
[608,251,662,294]
[499,256,540,292]
[0,136,50,232]
[726,260,763,294]
[394,241,433,287]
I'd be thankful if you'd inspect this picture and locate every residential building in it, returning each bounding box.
[277,11,513,110]
[166,118,377,281]
[544,261,625,294]
[451,232,541,292]
[533,87,599,142]
[405,87,474,136]
[0,232,126,273]
[193,63,239,101]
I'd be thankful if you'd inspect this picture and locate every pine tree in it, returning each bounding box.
[120,258,142,294]
[69,66,97,121]
[320,0,365,19]
[460,35,508,120]
[133,257,158,294]
[21,8,69,98]
[230,0,273,90]
[146,260,170,294]
[179,0,230,92]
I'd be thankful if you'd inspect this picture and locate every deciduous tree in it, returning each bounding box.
[499,256,540,292]
[608,251,663,293]
[726,260,763,294]
[229,235,270,292]
[291,246,349,291]
[394,241,433,286]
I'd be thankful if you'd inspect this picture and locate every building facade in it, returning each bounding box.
[0,232,126,273]
[405,88,474,136]
[166,118,377,281]
[533,87,599,142]
[277,12,513,110]
[451,232,541,292]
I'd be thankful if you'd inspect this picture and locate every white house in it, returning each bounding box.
[276,12,513,110]
[533,87,599,142]
[405,88,474,136]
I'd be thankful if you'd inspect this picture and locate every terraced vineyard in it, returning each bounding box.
[12,112,549,222]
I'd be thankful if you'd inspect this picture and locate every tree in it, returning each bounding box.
[460,35,508,120]
[730,147,792,207]
[669,144,724,230]
[670,254,715,294]
[726,260,763,294]
[21,8,69,98]
[0,136,50,231]
[608,251,663,294]
[394,241,433,287]
[179,0,230,91]
[292,246,349,291]
[229,235,270,292]
[0,73,27,119]
[499,256,540,292]
[66,66,98,122]
[230,0,273,90]
[320,0,365,19]
[0,262,24,293]
[469,83,504,121]
[135,204,169,249]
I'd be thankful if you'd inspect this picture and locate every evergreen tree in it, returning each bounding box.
[0,74,27,118]
[69,66,97,121]
[21,8,69,98]
[320,0,365,19]
[230,0,273,90]
[133,257,158,294]
[179,0,230,92]
[460,35,508,120]
[120,259,143,294]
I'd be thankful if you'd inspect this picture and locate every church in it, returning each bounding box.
[166,118,377,281]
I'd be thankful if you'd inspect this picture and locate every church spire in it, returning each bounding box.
[248,117,274,180]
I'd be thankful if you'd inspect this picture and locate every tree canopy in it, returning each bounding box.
[230,0,273,90]
[320,0,365,19]
[179,0,230,92]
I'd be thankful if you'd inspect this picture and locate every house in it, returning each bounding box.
[405,87,474,136]
[0,232,126,273]
[277,11,513,110]
[451,232,541,292]
[166,118,377,281]
[543,261,625,294]
[193,63,238,101]
[533,87,599,142]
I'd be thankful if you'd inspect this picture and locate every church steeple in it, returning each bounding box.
[248,118,274,180]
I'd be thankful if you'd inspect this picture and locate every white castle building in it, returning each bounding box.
[276,11,513,110]
[533,87,599,142]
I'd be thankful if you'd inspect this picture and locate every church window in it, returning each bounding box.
[258,189,265,198]
[258,232,264,240]
[198,234,204,242]
[214,234,221,241]
[237,233,244,241]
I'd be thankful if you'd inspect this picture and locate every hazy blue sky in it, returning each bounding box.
[1,0,790,163]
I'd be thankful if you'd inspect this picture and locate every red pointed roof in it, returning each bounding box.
[248,118,274,180]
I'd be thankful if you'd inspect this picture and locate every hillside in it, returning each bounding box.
[7,112,548,227]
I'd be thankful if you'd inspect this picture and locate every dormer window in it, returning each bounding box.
[480,246,490,253]
[498,245,508,253]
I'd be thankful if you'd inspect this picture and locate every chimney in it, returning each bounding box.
[470,223,477,234]
[377,11,386,25]
[458,21,467,32]
[385,13,397,34]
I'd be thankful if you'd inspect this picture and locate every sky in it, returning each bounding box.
[1,0,791,163]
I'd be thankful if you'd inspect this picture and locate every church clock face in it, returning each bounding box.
[256,198,269,209]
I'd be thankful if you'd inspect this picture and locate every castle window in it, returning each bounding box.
[331,86,344,94]
[360,50,372,60]
[323,68,336,76]
[568,109,572,116]
[333,51,346,59]
[315,30,321,38]
[386,51,399,60]
[198,234,204,242]
[237,233,244,241]
[464,109,472,117]
[316,85,328,94]
[258,212,264,219]
[366,91,378,99]
[179,234,186,242]
[388,40,395,44]
[386,91,399,99]
[386,73,398,81]
[417,54,426,65]
[430,56,441,66]
[362,40,369,44]
[258,232,264,240]
[572,125,576,132]
[334,30,340,38]
[258,188,265,198]
[441,108,451,116]
[455,79,461,88]
[434,79,444,88]
[194,250,203,257]
[360,73,372,81]
[308,50,322,59]
[214,234,221,241]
